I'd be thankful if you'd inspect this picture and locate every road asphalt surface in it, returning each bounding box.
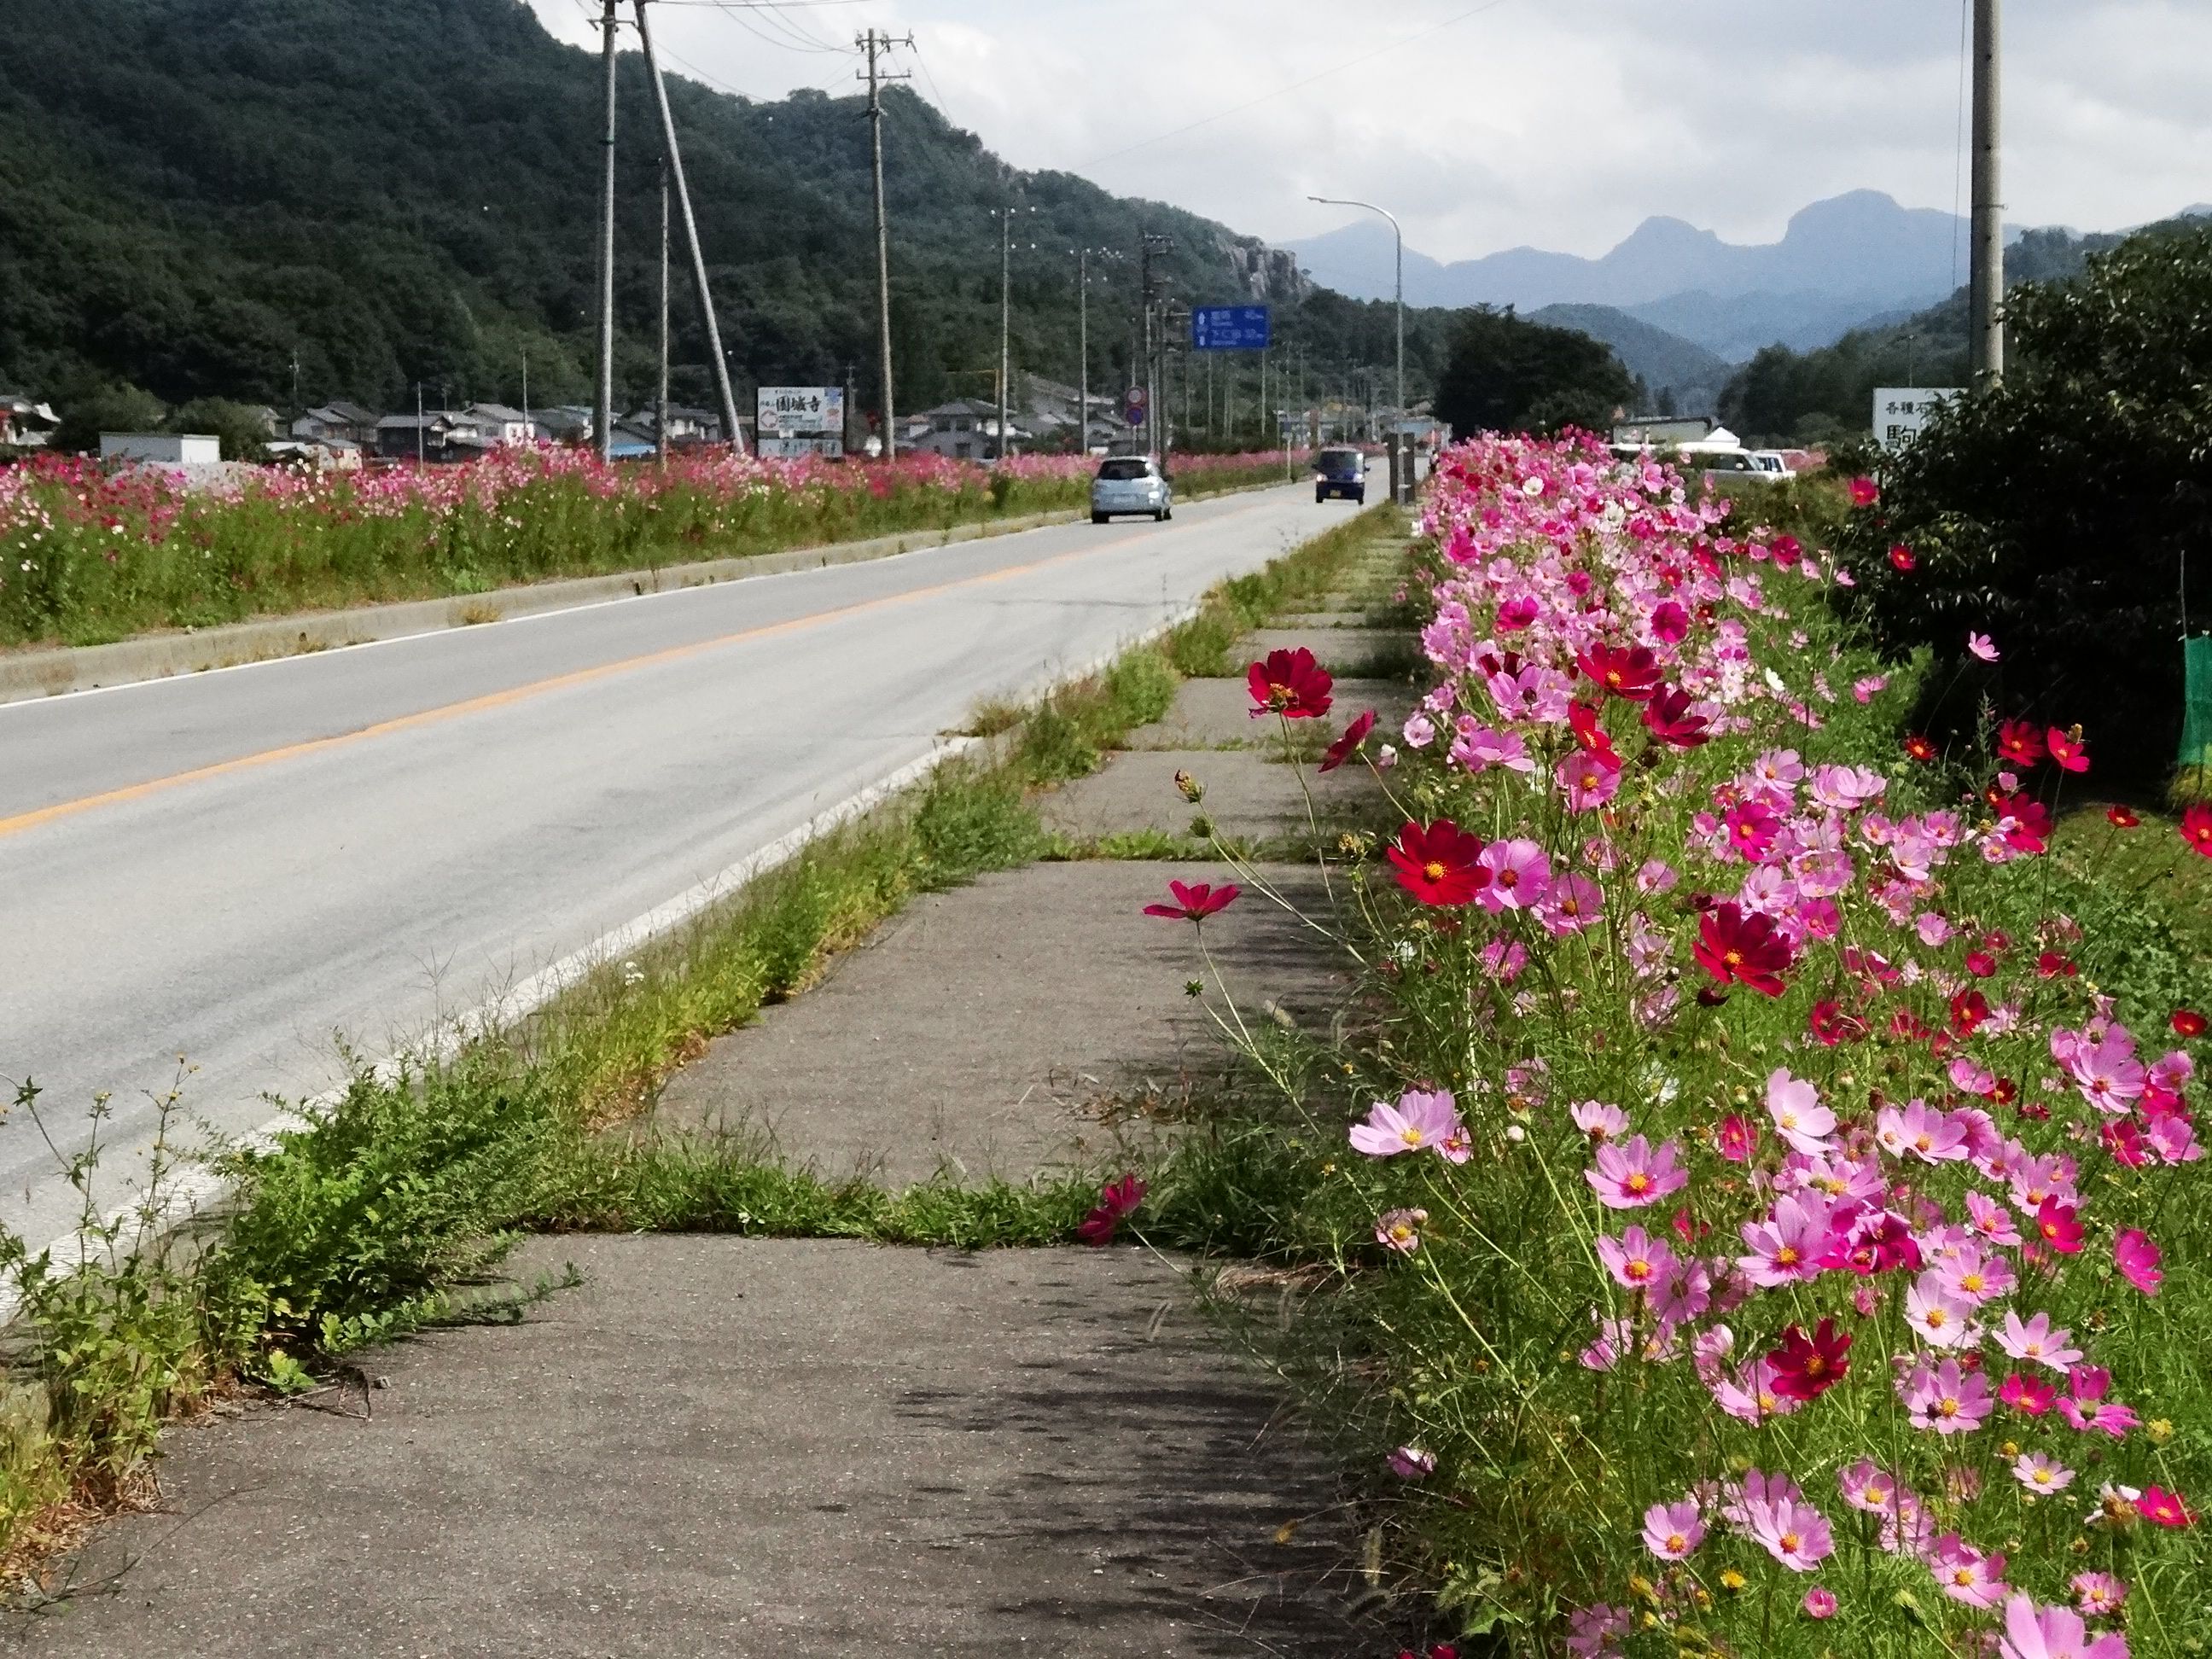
[0,484,1347,1247]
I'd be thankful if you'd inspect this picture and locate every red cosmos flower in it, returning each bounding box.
[1965,951,1997,979]
[1810,999,1868,1045]
[1568,699,1615,756]
[2174,1009,2209,1039]
[2001,1371,2057,1417]
[1996,720,2046,765]
[1950,988,1991,1038]
[1246,647,1333,719]
[2046,726,2090,773]
[1850,477,1881,507]
[2034,1196,2084,1255]
[1767,1318,1853,1401]
[1575,643,1663,701]
[1319,709,1377,773]
[1641,685,1713,748]
[1386,820,1490,907]
[1904,733,1938,763]
[1144,880,1241,922]
[1888,542,1917,571]
[2181,803,2212,859]
[2106,805,2141,828]
[1076,1173,1147,1246]
[2037,951,2079,979]
[1693,902,1794,997]
[1770,533,1802,563]
[1996,793,2052,854]
[2139,1486,2197,1529]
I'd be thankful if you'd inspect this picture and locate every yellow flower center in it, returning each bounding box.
[1423,860,1447,882]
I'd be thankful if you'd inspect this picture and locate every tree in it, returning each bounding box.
[1432,308,1633,439]
[47,379,166,453]
[170,396,273,461]
[1842,224,2212,784]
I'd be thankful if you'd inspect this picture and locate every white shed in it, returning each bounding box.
[100,432,222,466]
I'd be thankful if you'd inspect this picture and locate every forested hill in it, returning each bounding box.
[0,0,1441,419]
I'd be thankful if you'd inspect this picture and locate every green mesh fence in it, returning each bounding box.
[2184,634,2212,774]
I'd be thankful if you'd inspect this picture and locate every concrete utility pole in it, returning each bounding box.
[657,157,670,464]
[1969,0,2005,382]
[1310,194,1403,459]
[859,32,911,459]
[997,208,1012,462]
[1139,231,1173,457]
[595,0,619,463]
[632,0,743,450]
[1076,248,1091,457]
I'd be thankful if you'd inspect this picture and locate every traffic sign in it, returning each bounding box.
[1871,387,1961,451]
[1191,306,1272,351]
[1123,386,1147,425]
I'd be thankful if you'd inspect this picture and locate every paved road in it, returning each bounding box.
[0,484,1347,1245]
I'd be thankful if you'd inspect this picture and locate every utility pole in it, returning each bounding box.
[632,0,743,450]
[1138,231,1173,457]
[657,157,670,464]
[521,350,530,433]
[1969,0,2005,382]
[415,381,425,467]
[998,208,1011,462]
[859,31,911,460]
[595,0,619,463]
[1076,248,1090,457]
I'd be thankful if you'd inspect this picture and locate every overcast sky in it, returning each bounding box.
[529,1,2212,265]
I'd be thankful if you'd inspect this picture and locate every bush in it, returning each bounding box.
[1839,223,2212,784]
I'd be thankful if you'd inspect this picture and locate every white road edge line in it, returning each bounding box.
[8,602,1204,1315]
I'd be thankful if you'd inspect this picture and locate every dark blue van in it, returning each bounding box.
[1314,445,1366,504]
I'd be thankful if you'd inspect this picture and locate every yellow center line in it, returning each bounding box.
[3,501,1274,841]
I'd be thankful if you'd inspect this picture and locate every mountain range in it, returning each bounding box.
[1287,192,1998,359]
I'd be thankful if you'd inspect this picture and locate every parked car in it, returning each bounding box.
[1090,454,1172,522]
[1313,445,1366,504]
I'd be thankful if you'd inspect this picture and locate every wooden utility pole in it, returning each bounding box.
[632,0,743,450]
[595,0,618,463]
[859,32,911,459]
[1969,0,2005,382]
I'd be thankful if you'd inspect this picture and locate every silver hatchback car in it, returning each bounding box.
[1090,455,1173,523]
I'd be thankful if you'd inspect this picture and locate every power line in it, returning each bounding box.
[1081,0,1514,169]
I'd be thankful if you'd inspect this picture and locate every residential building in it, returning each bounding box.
[289,401,380,446]
[375,411,500,463]
[462,403,535,445]
[907,398,1038,461]
[0,392,59,449]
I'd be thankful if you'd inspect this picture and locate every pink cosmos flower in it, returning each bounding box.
[1900,1356,1994,1434]
[2002,1372,2058,1417]
[1596,1225,1676,1291]
[1634,858,1679,894]
[2013,1451,2075,1495]
[1476,837,1552,911]
[1571,1098,1628,1141]
[1641,1498,1705,1561]
[2071,1573,2127,1618]
[2058,1366,2137,1439]
[1716,1113,1757,1163]
[2114,1228,2163,1295]
[1537,871,1604,935]
[1968,631,2000,662]
[1905,1278,1978,1349]
[1765,1067,1837,1154]
[1737,1470,1834,1571]
[1374,1207,1428,1255]
[1838,1459,1903,1515]
[1556,748,1623,812]
[1996,1594,2130,1659]
[1737,1193,1832,1287]
[1930,1532,2010,1608]
[1564,1604,1631,1659]
[1876,1098,1969,1162]
[1387,1445,1435,1480]
[1348,1090,1469,1161]
[1802,1586,1838,1619]
[1996,1311,2083,1371]
[1935,1244,2016,1306]
[1948,1056,1998,1097]
[1452,723,1536,775]
[1586,1135,1688,1210]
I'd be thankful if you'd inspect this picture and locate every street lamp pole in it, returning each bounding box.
[1308,194,1402,456]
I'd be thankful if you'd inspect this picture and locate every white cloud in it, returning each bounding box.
[528,0,2212,259]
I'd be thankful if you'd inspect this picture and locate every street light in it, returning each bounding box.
[1308,194,1403,473]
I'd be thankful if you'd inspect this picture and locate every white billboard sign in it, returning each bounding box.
[755,386,844,458]
[1872,387,1962,451]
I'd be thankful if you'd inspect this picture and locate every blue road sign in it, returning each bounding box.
[1191,306,1272,351]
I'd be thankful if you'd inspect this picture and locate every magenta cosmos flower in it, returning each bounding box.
[2114,1229,2163,1295]
[1476,837,1551,911]
[1586,1135,1687,1210]
[1900,1357,1993,1434]
[1348,1090,1470,1161]
[1996,1594,2131,1659]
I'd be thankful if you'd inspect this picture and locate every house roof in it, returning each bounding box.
[465,402,530,422]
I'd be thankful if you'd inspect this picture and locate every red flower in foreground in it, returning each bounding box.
[1246,647,1333,719]
[1387,820,1490,907]
[1568,699,1615,756]
[1693,902,1794,997]
[1997,720,2046,766]
[2034,1196,2083,1255]
[1904,733,1937,763]
[2106,805,2141,828]
[1888,542,1916,571]
[1850,476,1881,507]
[1318,708,1377,773]
[1642,684,1712,748]
[1076,1173,1147,1246]
[2182,803,2212,859]
[1143,880,1240,923]
[1996,794,2052,854]
[2046,726,2091,773]
[2174,1009,2209,1039]
[2140,1486,2197,1528]
[1767,1318,1853,1400]
[1575,643,1663,701]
